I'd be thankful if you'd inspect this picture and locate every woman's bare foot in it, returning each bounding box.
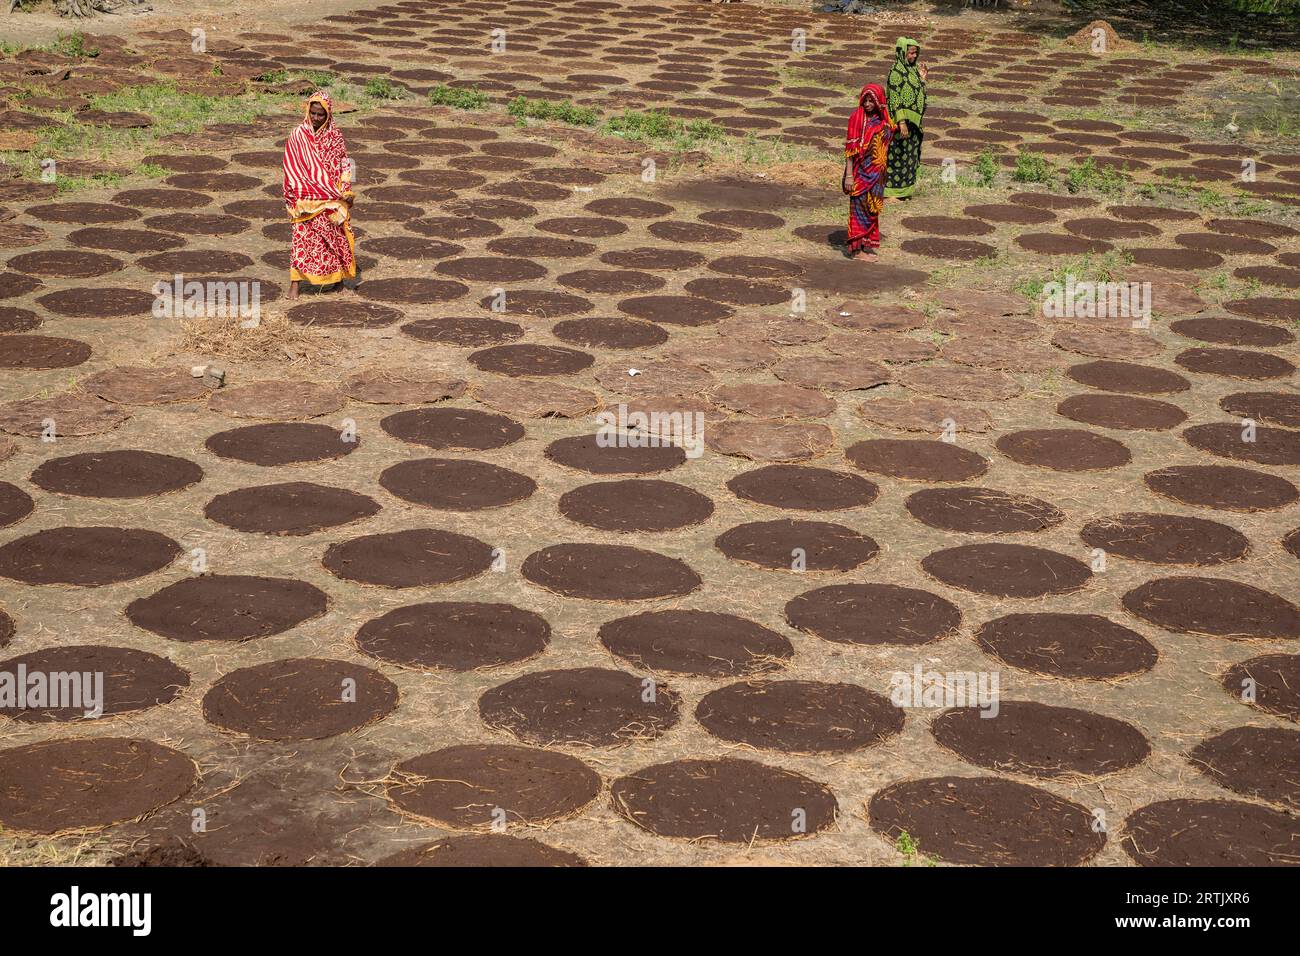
[288,280,299,300]
[852,250,879,262]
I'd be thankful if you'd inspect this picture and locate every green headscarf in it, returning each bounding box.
[887,36,926,129]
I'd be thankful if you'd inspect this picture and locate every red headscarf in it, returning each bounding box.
[283,91,350,206]
[845,83,892,158]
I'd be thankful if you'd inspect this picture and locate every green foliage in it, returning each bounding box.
[1014,274,1047,301]
[894,831,936,867]
[1195,187,1232,210]
[51,32,99,59]
[973,147,999,187]
[684,118,725,142]
[1065,157,1127,196]
[0,83,278,191]
[604,109,724,150]
[506,95,599,127]
[1059,250,1127,284]
[711,132,819,166]
[1233,197,1271,216]
[428,85,489,110]
[1014,250,1132,303]
[299,70,337,88]
[363,77,403,101]
[88,83,268,134]
[895,831,919,856]
[605,108,678,138]
[55,171,123,194]
[1012,151,1054,184]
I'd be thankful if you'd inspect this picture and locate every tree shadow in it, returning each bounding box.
[815,1,1300,49]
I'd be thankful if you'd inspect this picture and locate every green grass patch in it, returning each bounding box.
[1195,187,1234,211]
[54,171,125,194]
[1200,272,1234,294]
[706,132,824,167]
[506,95,599,127]
[50,32,99,59]
[1232,197,1273,216]
[1013,274,1047,301]
[87,82,272,133]
[298,70,338,89]
[604,109,724,150]
[1014,249,1136,303]
[1191,267,1262,301]
[1,31,101,57]
[1065,157,1127,197]
[363,76,404,101]
[1155,178,1274,220]
[1055,105,1147,131]
[428,85,489,110]
[255,69,339,91]
[0,82,278,190]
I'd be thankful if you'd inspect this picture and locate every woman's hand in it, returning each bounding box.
[918,64,928,82]
[344,194,355,206]
[898,119,909,139]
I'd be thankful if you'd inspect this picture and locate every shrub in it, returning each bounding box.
[1012,151,1054,184]
[428,85,489,110]
[973,147,999,187]
[506,95,598,127]
[1066,158,1126,196]
[363,77,403,100]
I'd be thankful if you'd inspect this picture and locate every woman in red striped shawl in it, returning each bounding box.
[283,91,356,299]
[842,83,895,262]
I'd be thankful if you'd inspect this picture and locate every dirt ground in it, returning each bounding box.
[0,0,1298,867]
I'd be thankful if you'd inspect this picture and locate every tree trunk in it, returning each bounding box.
[53,0,132,16]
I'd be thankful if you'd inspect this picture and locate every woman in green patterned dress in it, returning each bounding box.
[884,37,928,201]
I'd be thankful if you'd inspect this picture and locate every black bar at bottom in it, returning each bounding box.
[0,864,1280,942]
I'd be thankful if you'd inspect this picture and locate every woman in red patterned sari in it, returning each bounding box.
[283,91,356,299]
[843,83,895,263]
